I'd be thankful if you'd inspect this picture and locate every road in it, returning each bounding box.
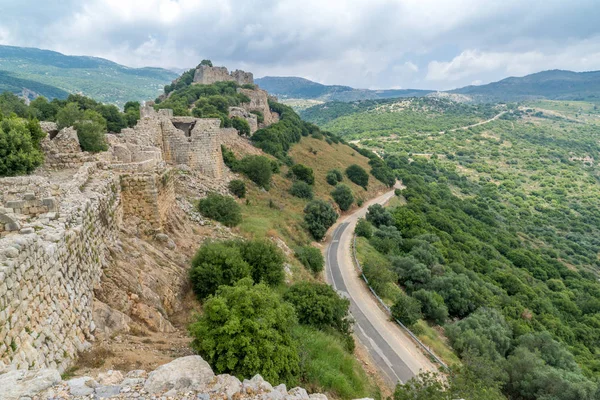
[325,185,437,387]
[442,110,507,133]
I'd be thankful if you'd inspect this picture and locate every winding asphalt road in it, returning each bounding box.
[325,186,436,387]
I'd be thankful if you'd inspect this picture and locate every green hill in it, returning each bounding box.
[0,45,178,106]
[256,76,433,102]
[452,69,600,103]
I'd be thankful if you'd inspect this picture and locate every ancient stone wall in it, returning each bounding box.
[193,65,253,86]
[237,88,279,126]
[0,164,121,373]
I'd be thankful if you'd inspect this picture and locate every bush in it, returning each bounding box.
[228,179,246,198]
[391,293,422,327]
[250,110,264,124]
[326,169,344,186]
[240,239,285,286]
[289,181,314,200]
[355,219,373,239]
[295,246,324,274]
[290,163,315,185]
[198,193,242,227]
[331,184,354,211]
[366,204,394,228]
[412,289,448,325]
[75,120,108,153]
[231,116,251,136]
[346,164,369,189]
[304,200,338,241]
[221,146,239,170]
[189,241,251,300]
[394,188,402,196]
[238,155,273,189]
[284,282,351,335]
[0,117,45,177]
[189,279,299,384]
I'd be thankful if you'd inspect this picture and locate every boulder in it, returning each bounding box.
[143,355,215,393]
[93,300,132,337]
[0,369,61,400]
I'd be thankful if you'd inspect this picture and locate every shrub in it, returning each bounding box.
[394,188,402,196]
[391,293,422,327]
[284,282,351,336]
[290,163,315,185]
[295,246,324,274]
[231,116,251,136]
[366,204,394,228]
[250,110,264,124]
[346,164,369,189]
[228,179,246,198]
[0,117,45,177]
[75,120,108,153]
[355,219,373,239]
[326,169,343,186]
[412,289,448,325]
[238,155,273,189]
[221,145,239,170]
[198,193,242,227]
[189,241,251,300]
[304,200,338,241]
[331,184,354,211]
[189,279,299,384]
[240,239,285,286]
[290,181,314,200]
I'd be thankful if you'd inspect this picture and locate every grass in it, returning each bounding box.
[412,320,461,367]
[294,325,378,399]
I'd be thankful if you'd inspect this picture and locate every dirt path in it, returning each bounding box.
[324,183,436,388]
[441,111,506,134]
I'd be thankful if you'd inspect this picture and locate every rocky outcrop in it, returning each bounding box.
[11,355,363,400]
[238,88,279,127]
[229,106,259,134]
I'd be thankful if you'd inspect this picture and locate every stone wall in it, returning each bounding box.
[0,164,121,373]
[193,65,253,86]
[120,169,175,230]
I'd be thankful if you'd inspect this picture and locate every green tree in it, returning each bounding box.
[189,279,299,384]
[355,219,373,239]
[366,204,393,227]
[189,241,252,300]
[331,184,354,211]
[289,181,314,200]
[0,92,29,118]
[391,293,422,327]
[198,193,242,227]
[228,179,246,198]
[238,155,273,189]
[240,239,285,286]
[0,117,45,176]
[412,289,448,325]
[326,169,344,186]
[200,59,213,67]
[75,118,108,153]
[304,200,338,241]
[346,164,369,189]
[56,102,84,129]
[123,101,141,127]
[295,246,324,274]
[29,96,59,121]
[290,164,315,185]
[232,116,251,136]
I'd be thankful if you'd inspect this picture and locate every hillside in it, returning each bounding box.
[0,45,178,105]
[451,69,600,103]
[256,76,433,103]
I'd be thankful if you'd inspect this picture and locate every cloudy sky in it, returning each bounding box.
[1,0,599,90]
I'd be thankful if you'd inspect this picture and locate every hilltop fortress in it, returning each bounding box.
[0,69,278,373]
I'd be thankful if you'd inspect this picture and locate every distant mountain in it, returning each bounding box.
[256,76,433,102]
[451,70,600,103]
[0,45,178,106]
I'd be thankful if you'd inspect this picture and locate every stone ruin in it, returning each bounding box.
[0,102,266,373]
[192,65,254,86]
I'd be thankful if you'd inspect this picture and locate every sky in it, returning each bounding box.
[1,0,600,90]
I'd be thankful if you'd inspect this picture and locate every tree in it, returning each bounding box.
[391,293,422,327]
[412,289,448,325]
[56,102,84,129]
[29,96,59,121]
[326,169,343,186]
[238,155,273,189]
[189,241,252,300]
[232,116,251,136]
[331,184,354,211]
[240,239,285,286]
[189,279,299,384]
[430,273,480,318]
[295,246,324,274]
[366,204,393,228]
[0,117,45,176]
[289,181,314,200]
[0,92,29,118]
[370,225,402,254]
[346,164,369,189]
[290,164,315,185]
[123,101,141,127]
[228,179,246,198]
[198,193,242,227]
[200,59,213,67]
[284,282,352,336]
[304,200,338,241]
[355,219,373,239]
[75,119,108,152]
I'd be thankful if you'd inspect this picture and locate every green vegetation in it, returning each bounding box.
[231,116,251,136]
[303,200,338,241]
[197,193,242,227]
[290,163,315,184]
[345,164,369,189]
[391,293,422,327]
[289,181,314,200]
[0,116,45,176]
[238,155,274,189]
[294,246,324,274]
[228,179,246,198]
[354,219,373,239]
[330,184,354,211]
[326,169,343,185]
[0,45,177,106]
